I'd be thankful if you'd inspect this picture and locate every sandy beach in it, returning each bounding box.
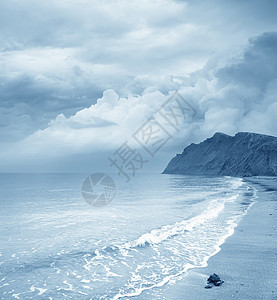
[140,177,277,300]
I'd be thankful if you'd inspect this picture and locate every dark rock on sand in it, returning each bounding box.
[207,273,221,283]
[214,280,224,286]
[205,284,213,289]
[205,273,224,288]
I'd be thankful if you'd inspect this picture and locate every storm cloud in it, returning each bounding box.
[0,0,276,172]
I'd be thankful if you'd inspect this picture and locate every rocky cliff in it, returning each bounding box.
[163,132,277,176]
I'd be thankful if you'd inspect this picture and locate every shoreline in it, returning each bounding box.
[139,177,277,299]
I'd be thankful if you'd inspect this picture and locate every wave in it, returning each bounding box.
[123,199,226,248]
[112,187,257,299]
[1,175,259,300]
[83,194,237,261]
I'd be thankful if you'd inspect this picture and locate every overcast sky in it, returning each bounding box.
[0,0,277,173]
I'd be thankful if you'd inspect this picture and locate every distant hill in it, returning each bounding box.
[163,132,277,176]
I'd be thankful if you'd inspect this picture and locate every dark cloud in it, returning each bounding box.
[216,32,277,90]
[0,72,102,142]
[0,0,277,171]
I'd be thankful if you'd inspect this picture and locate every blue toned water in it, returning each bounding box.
[0,174,256,299]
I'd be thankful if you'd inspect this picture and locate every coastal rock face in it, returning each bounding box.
[163,132,277,176]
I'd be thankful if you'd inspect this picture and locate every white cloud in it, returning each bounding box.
[17,90,168,155]
[6,31,276,172]
[1,0,277,171]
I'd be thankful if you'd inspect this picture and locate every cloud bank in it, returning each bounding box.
[1,31,277,172]
[0,0,277,172]
[1,0,277,143]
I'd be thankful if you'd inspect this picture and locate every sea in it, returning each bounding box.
[0,173,257,299]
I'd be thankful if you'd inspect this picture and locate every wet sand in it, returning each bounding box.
[141,177,277,299]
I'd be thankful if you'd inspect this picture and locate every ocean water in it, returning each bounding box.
[0,173,256,299]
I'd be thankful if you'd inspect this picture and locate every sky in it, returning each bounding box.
[0,0,277,173]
